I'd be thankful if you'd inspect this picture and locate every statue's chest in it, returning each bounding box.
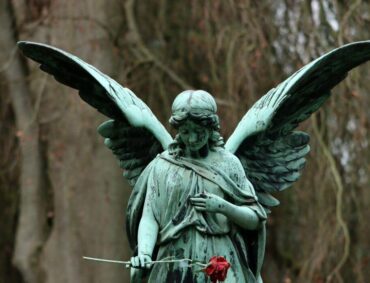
[165,164,226,199]
[202,178,224,197]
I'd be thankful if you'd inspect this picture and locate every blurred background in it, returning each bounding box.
[0,0,369,282]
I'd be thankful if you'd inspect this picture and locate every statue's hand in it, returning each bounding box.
[190,193,227,213]
[130,254,152,269]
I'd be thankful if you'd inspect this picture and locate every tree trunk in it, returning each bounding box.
[0,1,47,282]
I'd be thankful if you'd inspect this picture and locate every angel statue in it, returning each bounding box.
[18,40,370,283]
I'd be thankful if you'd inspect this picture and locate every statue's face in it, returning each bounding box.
[178,120,210,152]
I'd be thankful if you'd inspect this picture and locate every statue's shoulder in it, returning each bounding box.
[210,148,242,170]
[139,151,172,177]
[213,147,240,161]
[153,150,174,166]
[156,150,172,161]
[141,151,169,169]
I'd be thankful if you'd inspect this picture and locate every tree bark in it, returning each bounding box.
[0,1,47,282]
[20,1,132,282]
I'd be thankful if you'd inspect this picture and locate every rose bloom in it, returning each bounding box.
[204,256,231,283]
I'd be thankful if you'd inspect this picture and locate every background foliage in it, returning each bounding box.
[0,0,369,282]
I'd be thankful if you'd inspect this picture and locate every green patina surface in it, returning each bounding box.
[17,40,370,282]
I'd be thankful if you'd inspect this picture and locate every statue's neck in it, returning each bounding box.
[184,143,209,159]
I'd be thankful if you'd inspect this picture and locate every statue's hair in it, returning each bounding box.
[168,90,224,157]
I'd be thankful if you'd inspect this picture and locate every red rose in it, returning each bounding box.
[203,256,231,283]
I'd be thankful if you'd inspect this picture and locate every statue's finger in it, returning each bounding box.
[190,197,205,202]
[144,256,152,269]
[195,206,206,211]
[134,257,140,267]
[139,256,146,267]
[192,193,206,198]
[193,203,206,208]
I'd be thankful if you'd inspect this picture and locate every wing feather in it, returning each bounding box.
[18,41,173,188]
[226,41,370,208]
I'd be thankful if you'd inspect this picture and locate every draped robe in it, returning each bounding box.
[127,150,267,283]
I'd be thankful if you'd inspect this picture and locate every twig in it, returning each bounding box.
[0,45,18,73]
[83,257,128,265]
[124,0,236,108]
[124,0,192,90]
[27,73,48,126]
[311,115,350,283]
[336,0,362,45]
[52,15,116,43]
[83,256,207,268]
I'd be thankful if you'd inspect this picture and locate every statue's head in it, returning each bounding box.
[169,90,223,157]
[170,90,219,129]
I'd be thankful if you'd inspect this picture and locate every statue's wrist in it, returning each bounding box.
[220,200,233,216]
[138,251,152,258]
[218,198,230,214]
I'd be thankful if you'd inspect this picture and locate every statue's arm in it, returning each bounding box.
[190,154,264,230]
[221,154,263,230]
[191,193,260,230]
[220,202,260,230]
[137,200,159,257]
[130,185,159,269]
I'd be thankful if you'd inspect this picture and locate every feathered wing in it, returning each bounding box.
[18,41,173,187]
[225,41,370,209]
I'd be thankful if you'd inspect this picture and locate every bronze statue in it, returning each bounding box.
[18,40,370,283]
